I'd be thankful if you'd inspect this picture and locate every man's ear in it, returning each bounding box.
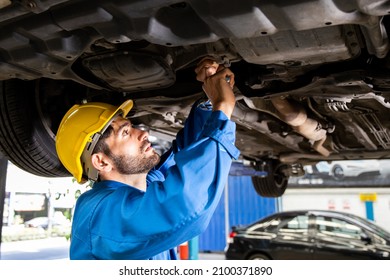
[91,153,113,173]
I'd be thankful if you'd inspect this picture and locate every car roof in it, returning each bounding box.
[239,209,370,229]
[239,209,390,235]
[264,209,360,218]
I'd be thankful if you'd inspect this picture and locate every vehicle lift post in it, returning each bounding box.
[0,156,8,258]
[188,236,199,260]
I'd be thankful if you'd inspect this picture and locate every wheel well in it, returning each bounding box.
[246,250,272,260]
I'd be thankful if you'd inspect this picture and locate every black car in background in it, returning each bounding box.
[225,210,390,260]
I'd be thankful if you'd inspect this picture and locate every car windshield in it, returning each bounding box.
[348,214,390,239]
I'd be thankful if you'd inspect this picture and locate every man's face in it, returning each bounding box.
[103,116,160,174]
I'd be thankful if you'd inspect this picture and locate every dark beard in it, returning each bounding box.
[109,142,161,175]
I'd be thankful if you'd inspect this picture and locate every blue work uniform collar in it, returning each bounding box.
[92,180,145,193]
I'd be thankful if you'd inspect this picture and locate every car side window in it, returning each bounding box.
[278,215,309,236]
[264,218,282,233]
[315,216,362,240]
[250,218,281,233]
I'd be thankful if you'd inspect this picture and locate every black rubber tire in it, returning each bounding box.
[248,253,270,260]
[0,79,70,177]
[251,160,288,197]
[331,164,345,180]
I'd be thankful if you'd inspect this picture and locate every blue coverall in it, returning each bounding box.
[69,100,240,259]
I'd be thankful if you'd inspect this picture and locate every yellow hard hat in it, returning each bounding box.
[55,100,133,183]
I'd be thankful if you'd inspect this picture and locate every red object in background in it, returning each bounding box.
[179,242,189,260]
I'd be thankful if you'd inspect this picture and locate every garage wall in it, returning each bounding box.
[199,176,278,252]
[281,187,390,232]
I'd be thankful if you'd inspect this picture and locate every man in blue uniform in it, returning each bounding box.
[55,58,239,259]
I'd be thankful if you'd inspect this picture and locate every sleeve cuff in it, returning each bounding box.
[202,110,240,160]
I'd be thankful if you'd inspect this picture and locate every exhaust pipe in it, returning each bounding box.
[270,97,330,156]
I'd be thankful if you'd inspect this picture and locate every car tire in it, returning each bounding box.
[0,79,70,177]
[251,160,288,197]
[248,253,270,260]
[331,164,345,180]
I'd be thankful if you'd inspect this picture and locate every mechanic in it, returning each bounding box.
[55,58,240,259]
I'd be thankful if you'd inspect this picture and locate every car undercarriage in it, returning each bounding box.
[1,0,390,197]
